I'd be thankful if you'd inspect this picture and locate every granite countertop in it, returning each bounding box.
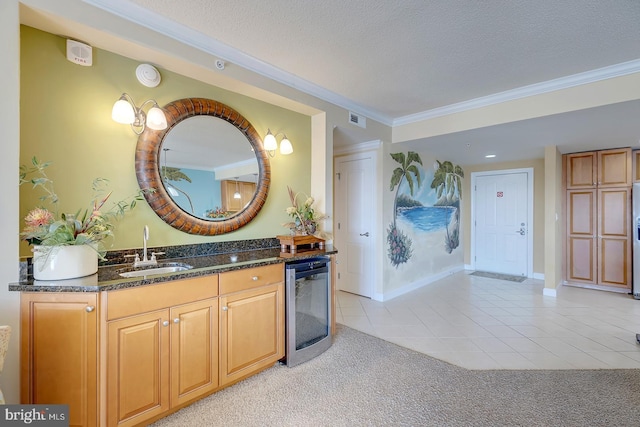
[10,240,336,293]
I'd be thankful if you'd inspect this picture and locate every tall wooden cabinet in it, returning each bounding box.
[565,148,632,290]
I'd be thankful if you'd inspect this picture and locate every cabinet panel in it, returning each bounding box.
[566,190,597,284]
[566,152,596,188]
[599,237,629,287]
[219,263,283,294]
[221,180,256,212]
[107,310,169,427]
[21,293,98,427]
[219,282,284,386]
[170,299,218,406]
[598,187,631,288]
[599,188,629,237]
[567,190,596,235]
[107,276,218,321]
[567,237,597,283]
[598,148,631,187]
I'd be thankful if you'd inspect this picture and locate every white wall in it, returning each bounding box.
[0,0,21,404]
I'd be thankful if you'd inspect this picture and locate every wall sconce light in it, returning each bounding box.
[112,93,168,135]
[263,129,293,157]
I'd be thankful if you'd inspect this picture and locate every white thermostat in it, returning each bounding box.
[66,39,92,66]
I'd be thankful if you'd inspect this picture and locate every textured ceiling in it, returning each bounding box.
[128,0,640,121]
[21,0,640,164]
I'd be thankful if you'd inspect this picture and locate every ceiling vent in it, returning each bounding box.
[348,112,366,128]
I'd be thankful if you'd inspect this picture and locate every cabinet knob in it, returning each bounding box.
[222,306,228,311]
[162,320,170,327]
[85,306,95,313]
[252,276,259,281]
[173,318,180,324]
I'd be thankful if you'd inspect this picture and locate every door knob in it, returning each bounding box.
[359,232,370,237]
[516,228,526,235]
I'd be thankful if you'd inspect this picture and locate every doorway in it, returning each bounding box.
[471,168,533,277]
[334,152,376,298]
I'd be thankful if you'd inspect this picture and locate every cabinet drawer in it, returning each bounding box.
[219,264,283,295]
[106,275,219,320]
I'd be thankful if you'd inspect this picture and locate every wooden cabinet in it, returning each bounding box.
[106,277,218,427]
[219,264,284,387]
[221,180,256,212]
[634,150,640,182]
[565,148,632,290]
[566,148,631,189]
[21,263,289,427]
[20,293,99,427]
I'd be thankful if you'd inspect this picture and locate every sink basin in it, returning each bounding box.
[118,263,193,278]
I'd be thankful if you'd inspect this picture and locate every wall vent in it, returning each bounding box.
[348,112,366,128]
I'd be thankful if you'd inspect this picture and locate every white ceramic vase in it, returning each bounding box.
[32,245,98,281]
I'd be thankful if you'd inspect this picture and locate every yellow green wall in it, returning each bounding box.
[462,158,545,275]
[20,26,312,256]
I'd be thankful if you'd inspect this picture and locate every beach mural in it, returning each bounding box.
[387,152,464,268]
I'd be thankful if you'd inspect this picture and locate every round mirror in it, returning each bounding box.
[135,98,270,235]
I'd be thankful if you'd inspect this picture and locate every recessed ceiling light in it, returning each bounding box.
[485,154,496,158]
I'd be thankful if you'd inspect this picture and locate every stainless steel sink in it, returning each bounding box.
[118,263,193,278]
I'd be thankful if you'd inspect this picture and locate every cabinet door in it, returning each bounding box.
[107,310,170,427]
[170,298,218,406]
[221,180,242,212]
[21,293,98,427]
[219,282,284,387]
[598,148,631,187]
[566,152,596,189]
[598,188,631,288]
[566,190,597,283]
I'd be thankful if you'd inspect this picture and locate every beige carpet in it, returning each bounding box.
[151,324,640,426]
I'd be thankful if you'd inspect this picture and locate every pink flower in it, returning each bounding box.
[24,208,54,229]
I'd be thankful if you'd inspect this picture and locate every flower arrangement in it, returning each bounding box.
[204,206,230,219]
[20,157,147,259]
[283,186,326,236]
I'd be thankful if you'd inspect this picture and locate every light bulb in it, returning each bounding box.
[263,130,277,151]
[280,137,293,155]
[112,98,135,124]
[146,106,167,130]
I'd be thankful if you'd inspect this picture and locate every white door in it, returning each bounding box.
[335,155,374,297]
[473,170,530,276]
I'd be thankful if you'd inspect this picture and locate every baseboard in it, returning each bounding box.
[543,287,557,297]
[381,265,464,301]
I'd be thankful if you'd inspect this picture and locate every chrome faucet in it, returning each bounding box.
[142,225,149,263]
[125,225,164,267]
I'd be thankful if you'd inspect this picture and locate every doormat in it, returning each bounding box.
[470,271,526,283]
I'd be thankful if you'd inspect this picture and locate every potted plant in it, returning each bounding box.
[20,157,147,280]
[283,186,327,237]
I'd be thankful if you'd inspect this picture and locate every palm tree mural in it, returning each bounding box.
[387,151,422,267]
[431,160,464,253]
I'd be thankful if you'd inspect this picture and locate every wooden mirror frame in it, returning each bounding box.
[135,97,270,235]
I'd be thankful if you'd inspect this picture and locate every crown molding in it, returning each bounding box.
[84,0,392,125]
[393,59,640,126]
[84,1,640,129]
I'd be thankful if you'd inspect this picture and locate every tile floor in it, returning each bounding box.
[336,271,640,370]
